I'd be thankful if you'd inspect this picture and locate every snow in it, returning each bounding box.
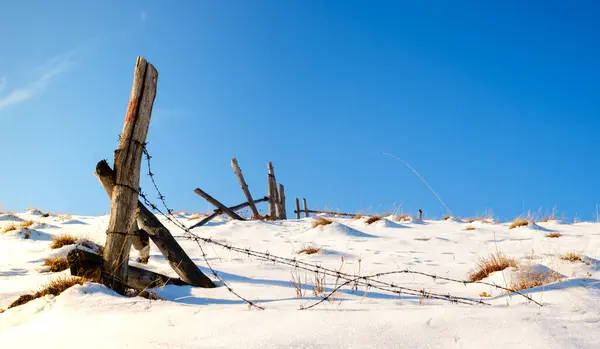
[1,212,599,348]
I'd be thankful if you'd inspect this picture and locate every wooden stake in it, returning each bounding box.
[303,198,309,218]
[189,196,269,229]
[278,183,286,219]
[103,56,157,294]
[267,162,278,219]
[231,158,260,218]
[193,188,244,220]
[295,197,300,219]
[418,209,423,221]
[95,160,215,288]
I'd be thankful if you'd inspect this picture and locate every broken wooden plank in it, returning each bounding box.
[278,183,287,219]
[231,158,260,218]
[189,196,269,229]
[103,56,158,294]
[193,188,244,220]
[68,248,188,290]
[95,160,215,288]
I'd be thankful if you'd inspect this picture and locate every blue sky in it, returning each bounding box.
[1,1,599,221]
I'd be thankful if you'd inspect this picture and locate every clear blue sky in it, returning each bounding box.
[1,1,599,221]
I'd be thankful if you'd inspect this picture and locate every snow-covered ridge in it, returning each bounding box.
[1,211,599,348]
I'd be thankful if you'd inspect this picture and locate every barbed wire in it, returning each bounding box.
[135,141,542,309]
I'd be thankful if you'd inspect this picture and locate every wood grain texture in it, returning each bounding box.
[193,188,244,220]
[303,198,309,218]
[95,160,215,288]
[231,158,260,218]
[295,197,300,219]
[267,162,278,219]
[278,183,287,219]
[103,57,158,294]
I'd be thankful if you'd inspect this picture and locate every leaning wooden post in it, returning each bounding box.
[303,198,309,218]
[295,197,300,219]
[267,162,278,219]
[103,56,158,294]
[231,158,260,218]
[278,183,287,219]
[418,209,423,221]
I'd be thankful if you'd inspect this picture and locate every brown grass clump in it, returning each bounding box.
[297,245,321,255]
[468,252,518,282]
[20,220,35,228]
[352,214,365,220]
[508,271,562,293]
[479,291,492,297]
[42,256,70,272]
[443,215,451,221]
[312,217,333,228]
[414,237,431,241]
[464,226,476,231]
[396,214,412,222]
[8,276,85,309]
[50,234,78,249]
[188,213,205,220]
[365,216,383,225]
[545,232,562,238]
[1,223,18,234]
[560,252,582,262]
[509,218,530,229]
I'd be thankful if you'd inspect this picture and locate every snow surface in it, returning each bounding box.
[1,212,599,348]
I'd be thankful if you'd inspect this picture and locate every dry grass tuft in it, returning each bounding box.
[50,234,78,249]
[188,213,205,220]
[414,237,431,241]
[396,214,412,222]
[312,217,333,228]
[352,214,365,220]
[297,245,321,255]
[479,291,492,297]
[464,226,476,231]
[1,223,18,234]
[560,252,582,262]
[545,232,562,238]
[538,217,556,223]
[365,216,383,225]
[9,276,85,309]
[508,271,562,293]
[443,215,451,221]
[20,220,35,228]
[42,256,70,272]
[509,218,530,229]
[468,252,518,282]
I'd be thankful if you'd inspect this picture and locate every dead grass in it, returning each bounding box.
[414,237,431,241]
[312,217,333,228]
[538,216,556,223]
[352,214,365,220]
[396,214,412,222]
[20,220,35,228]
[443,215,451,221]
[297,245,321,255]
[188,213,205,220]
[1,223,18,234]
[545,232,562,238]
[560,252,582,262]
[509,218,530,229]
[468,252,518,282]
[464,226,476,231]
[42,256,70,272]
[508,271,562,293]
[365,216,383,225]
[479,291,492,297]
[8,276,85,309]
[50,234,78,249]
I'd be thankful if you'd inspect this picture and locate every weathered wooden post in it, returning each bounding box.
[103,56,158,294]
[295,197,300,219]
[418,209,423,221]
[267,162,278,219]
[278,183,287,219]
[231,158,260,218]
[303,198,309,218]
[193,188,244,220]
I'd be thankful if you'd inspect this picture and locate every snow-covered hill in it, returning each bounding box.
[1,211,599,348]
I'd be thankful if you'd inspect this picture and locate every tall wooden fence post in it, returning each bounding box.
[278,183,286,219]
[303,198,309,218]
[295,197,300,219]
[104,56,158,294]
[418,209,423,221]
[267,162,278,219]
[231,158,260,218]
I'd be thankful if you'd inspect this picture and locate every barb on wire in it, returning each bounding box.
[137,142,542,310]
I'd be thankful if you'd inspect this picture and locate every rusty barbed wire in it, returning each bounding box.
[137,142,543,309]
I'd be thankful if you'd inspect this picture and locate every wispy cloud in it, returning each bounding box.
[0,52,74,111]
